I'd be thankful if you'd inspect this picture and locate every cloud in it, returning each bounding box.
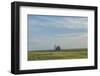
[28,15,88,29]
[28,33,88,50]
[28,15,88,50]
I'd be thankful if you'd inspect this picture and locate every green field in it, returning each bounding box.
[28,48,88,61]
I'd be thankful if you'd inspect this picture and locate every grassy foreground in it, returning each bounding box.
[28,48,88,61]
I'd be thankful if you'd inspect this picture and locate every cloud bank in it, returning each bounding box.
[28,15,88,50]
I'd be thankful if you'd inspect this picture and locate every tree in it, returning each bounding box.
[54,45,61,51]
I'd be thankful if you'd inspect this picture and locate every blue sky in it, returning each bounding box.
[28,15,88,50]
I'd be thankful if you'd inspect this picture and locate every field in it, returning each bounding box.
[28,48,88,61]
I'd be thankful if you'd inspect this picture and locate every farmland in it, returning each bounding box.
[28,48,88,61]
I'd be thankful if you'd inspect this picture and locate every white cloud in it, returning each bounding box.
[28,33,88,50]
[52,17,88,29]
[28,16,88,50]
[28,16,88,30]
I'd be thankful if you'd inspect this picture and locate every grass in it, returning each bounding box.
[28,48,88,61]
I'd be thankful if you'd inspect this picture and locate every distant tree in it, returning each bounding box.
[54,45,61,51]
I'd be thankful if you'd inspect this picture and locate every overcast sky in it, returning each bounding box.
[28,15,88,51]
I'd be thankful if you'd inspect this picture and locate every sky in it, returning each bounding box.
[27,15,88,51]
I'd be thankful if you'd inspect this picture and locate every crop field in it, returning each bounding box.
[28,48,88,61]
